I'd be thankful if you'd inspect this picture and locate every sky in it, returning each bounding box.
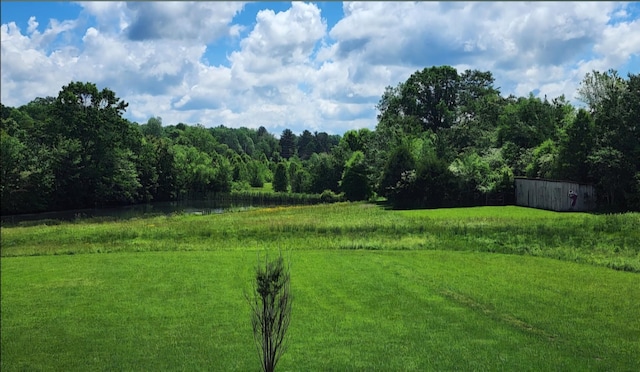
[1,2,639,136]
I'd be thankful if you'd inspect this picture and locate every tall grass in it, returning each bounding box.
[1,204,638,272]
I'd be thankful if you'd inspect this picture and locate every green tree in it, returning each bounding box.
[556,109,595,183]
[210,125,243,154]
[378,143,415,197]
[154,137,179,201]
[0,128,56,214]
[254,126,280,161]
[50,81,139,207]
[211,153,233,193]
[291,168,311,194]
[279,129,297,160]
[273,162,289,192]
[1,131,29,213]
[448,152,491,202]
[313,131,337,154]
[497,94,556,149]
[621,74,640,209]
[232,155,250,183]
[296,130,316,160]
[308,153,341,194]
[386,153,455,209]
[401,66,459,132]
[172,144,215,195]
[449,70,503,153]
[142,116,164,138]
[134,136,160,202]
[248,159,266,188]
[579,70,638,209]
[340,151,372,201]
[525,139,558,179]
[577,69,626,113]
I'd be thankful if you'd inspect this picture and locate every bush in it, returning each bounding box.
[320,189,343,203]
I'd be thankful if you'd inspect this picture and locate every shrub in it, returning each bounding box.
[320,189,342,203]
[247,253,292,372]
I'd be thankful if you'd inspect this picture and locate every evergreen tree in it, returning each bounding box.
[273,162,289,193]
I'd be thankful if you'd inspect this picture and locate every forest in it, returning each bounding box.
[1,66,638,215]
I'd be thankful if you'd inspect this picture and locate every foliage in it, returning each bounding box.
[2,68,639,214]
[340,151,372,201]
[525,139,558,179]
[555,109,595,183]
[319,189,343,203]
[248,253,292,372]
[279,129,297,160]
[307,153,341,194]
[379,143,416,197]
[272,163,289,193]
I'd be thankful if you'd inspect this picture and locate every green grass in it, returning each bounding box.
[251,182,273,192]
[2,204,638,272]
[1,204,639,370]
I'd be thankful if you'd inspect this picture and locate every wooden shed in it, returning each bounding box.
[515,178,596,212]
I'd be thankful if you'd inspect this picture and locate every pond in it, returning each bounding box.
[1,199,264,226]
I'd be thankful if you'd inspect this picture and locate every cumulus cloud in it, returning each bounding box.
[1,21,76,103]
[124,2,246,43]
[1,1,639,135]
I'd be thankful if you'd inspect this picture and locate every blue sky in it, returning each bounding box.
[2,1,639,135]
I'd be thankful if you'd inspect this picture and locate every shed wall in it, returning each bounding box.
[515,179,596,211]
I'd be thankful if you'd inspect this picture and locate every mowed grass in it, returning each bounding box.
[1,204,639,370]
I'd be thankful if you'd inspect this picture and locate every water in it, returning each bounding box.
[0,199,258,226]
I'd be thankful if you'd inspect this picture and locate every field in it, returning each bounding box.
[1,204,639,371]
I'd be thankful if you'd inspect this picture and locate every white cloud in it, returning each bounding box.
[0,22,73,103]
[1,2,639,135]
[27,16,38,34]
[123,2,246,43]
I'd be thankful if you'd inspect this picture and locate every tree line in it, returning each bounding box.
[1,67,638,215]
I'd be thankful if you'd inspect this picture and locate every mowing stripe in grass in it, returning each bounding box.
[2,250,638,371]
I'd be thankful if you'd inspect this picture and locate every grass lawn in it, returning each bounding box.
[1,204,639,370]
[251,182,273,193]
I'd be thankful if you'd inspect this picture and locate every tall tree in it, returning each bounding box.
[279,129,296,159]
[51,81,138,207]
[400,65,460,132]
[340,151,372,201]
[577,69,626,113]
[296,130,316,160]
[378,143,416,197]
[583,71,639,209]
[142,116,164,138]
[556,109,595,183]
[272,162,289,193]
[496,94,556,149]
[308,153,340,193]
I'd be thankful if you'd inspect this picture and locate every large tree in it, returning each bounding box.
[400,65,460,132]
[279,129,297,160]
[50,81,139,208]
[555,109,595,183]
[340,151,372,201]
[272,162,289,193]
[578,70,639,209]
